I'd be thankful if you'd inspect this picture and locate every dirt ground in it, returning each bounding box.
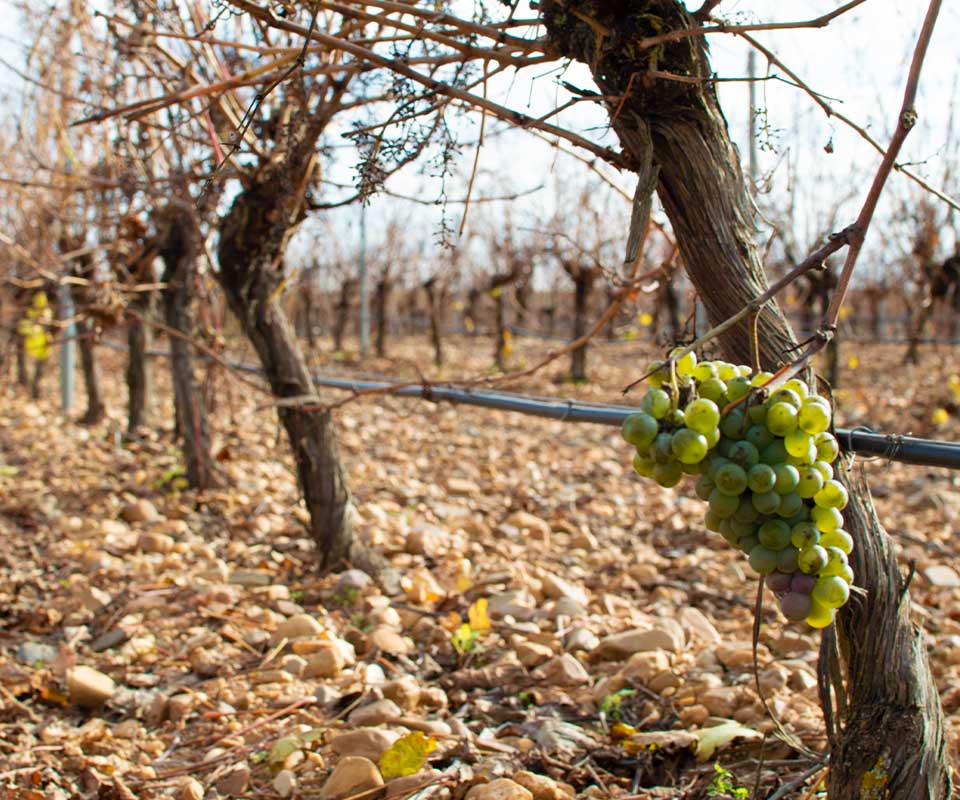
[0,333,958,799]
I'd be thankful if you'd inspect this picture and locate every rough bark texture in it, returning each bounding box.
[156,202,215,491]
[216,127,376,574]
[542,2,951,795]
[570,271,595,382]
[126,290,154,432]
[423,277,444,366]
[76,318,105,424]
[333,279,356,352]
[375,275,392,358]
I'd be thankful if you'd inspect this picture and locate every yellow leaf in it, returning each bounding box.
[25,329,50,360]
[639,312,653,327]
[467,598,490,633]
[847,356,859,369]
[610,722,637,741]
[456,574,474,593]
[451,622,477,655]
[695,721,762,762]
[489,286,502,298]
[932,407,949,426]
[32,291,49,310]
[948,374,960,401]
[378,731,437,779]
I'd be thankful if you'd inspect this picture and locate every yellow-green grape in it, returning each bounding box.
[811,505,843,533]
[746,402,768,425]
[765,402,798,436]
[815,431,840,462]
[783,378,809,399]
[730,517,757,539]
[798,397,831,434]
[622,412,659,449]
[671,428,709,464]
[758,519,791,550]
[772,463,800,495]
[725,376,752,402]
[716,362,738,381]
[698,377,728,404]
[785,438,818,466]
[805,599,836,629]
[664,408,686,428]
[704,427,721,448]
[812,459,834,481]
[647,360,669,388]
[790,521,820,549]
[770,388,803,409]
[714,463,748,496]
[775,492,804,519]
[737,364,754,378]
[720,409,748,439]
[733,496,761,523]
[693,361,718,382]
[837,563,855,584]
[747,463,777,494]
[819,529,853,554]
[812,576,850,609]
[684,398,720,434]
[749,545,778,574]
[814,479,849,510]
[704,509,723,532]
[738,534,760,554]
[798,544,829,574]
[651,432,675,463]
[653,461,682,487]
[819,546,850,578]
[784,430,813,458]
[670,347,697,377]
[750,371,774,387]
[797,466,824,499]
[642,388,672,419]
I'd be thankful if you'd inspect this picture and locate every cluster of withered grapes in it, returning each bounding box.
[621,351,853,629]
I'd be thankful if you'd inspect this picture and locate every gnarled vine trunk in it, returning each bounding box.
[543,2,950,796]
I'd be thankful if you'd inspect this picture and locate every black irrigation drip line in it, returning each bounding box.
[97,339,960,470]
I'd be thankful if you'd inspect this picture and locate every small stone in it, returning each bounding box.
[465,778,534,800]
[516,641,553,669]
[137,531,174,554]
[388,769,442,796]
[382,676,421,710]
[596,627,682,660]
[272,613,324,643]
[535,654,590,686]
[189,647,222,678]
[925,565,960,588]
[487,590,537,621]
[274,769,297,798]
[513,771,574,800]
[216,763,250,796]
[16,641,59,665]
[571,529,598,549]
[679,607,721,643]
[303,645,346,678]
[168,694,196,724]
[540,573,589,607]
[406,524,445,556]
[75,586,113,611]
[621,650,670,684]
[699,686,741,718]
[180,777,204,800]
[320,756,384,798]
[679,704,710,727]
[121,499,159,524]
[337,569,373,593]
[553,597,588,617]
[91,628,131,652]
[66,665,116,708]
[716,642,762,670]
[504,511,551,540]
[349,698,402,726]
[330,729,401,761]
[368,625,413,656]
[447,477,481,495]
[564,628,599,653]
[282,655,307,677]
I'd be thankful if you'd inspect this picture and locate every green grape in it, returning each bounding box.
[646,360,669,388]
[814,480,849,510]
[798,399,831,434]
[622,412,659,449]
[811,505,843,533]
[733,497,761,523]
[772,463,800,495]
[777,546,800,573]
[704,509,723,532]
[720,409,747,439]
[684,398,721,434]
[812,460,834,482]
[747,463,777,494]
[651,432,675,463]
[775,492,805,519]
[716,362,738,381]
[671,428,709,464]
[633,454,655,477]
[761,440,789,466]
[770,388,802,409]
[715,437,734,458]
[783,378,809,399]
[812,576,850,609]
[798,544,829,574]
[642,388,672,419]
[698,377,728,404]
[727,440,759,468]
[730,517,757,539]
[695,474,716,501]
[693,361,718,382]
[819,529,853,554]
[790,521,820,549]
[750,371,774,387]
[704,426,721,448]
[765,402,799,436]
[707,456,732,482]
[653,461,682,487]
[720,523,740,546]
[664,408,686,428]
[819,546,850,578]
[837,563,855,584]
[784,430,813,458]
[725,376,752,402]
[681,460,706,475]
[815,432,840,462]
[745,424,774,451]
[752,490,781,515]
[709,488,740,518]
[671,347,697,377]
[749,545,778,574]
[746,402,768,425]
[758,519,791,550]
[714,463,748,496]
[805,598,836,629]
[797,467,824,499]
[737,364,754,377]
[739,534,760,554]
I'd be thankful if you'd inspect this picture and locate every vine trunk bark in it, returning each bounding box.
[542,2,950,796]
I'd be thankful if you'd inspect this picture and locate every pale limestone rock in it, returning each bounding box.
[330,728,401,761]
[320,756,384,799]
[66,665,115,708]
[465,779,534,800]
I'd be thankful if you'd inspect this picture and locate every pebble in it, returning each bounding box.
[330,728,401,761]
[535,654,590,686]
[216,763,250,796]
[699,686,741,718]
[447,478,481,495]
[405,524,445,556]
[303,645,346,678]
[272,613,324,643]
[368,625,413,656]
[16,641,59,665]
[504,511,551,540]
[595,627,682,660]
[487,590,537,621]
[349,698,403,726]
[282,655,307,677]
[121,499,159,524]
[516,641,553,669]
[465,778,534,800]
[513,771,574,800]
[679,607,721,643]
[564,628,599,653]
[66,665,116,708]
[925,565,960,588]
[91,628,131,652]
[274,769,297,798]
[552,597,588,617]
[540,573,588,607]
[621,650,670,684]
[320,756,384,799]
[137,531,174,554]
[382,676,421,710]
[180,777,204,800]
[189,647,222,678]
[336,569,373,592]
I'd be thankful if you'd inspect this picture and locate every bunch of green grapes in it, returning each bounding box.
[621,351,854,630]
